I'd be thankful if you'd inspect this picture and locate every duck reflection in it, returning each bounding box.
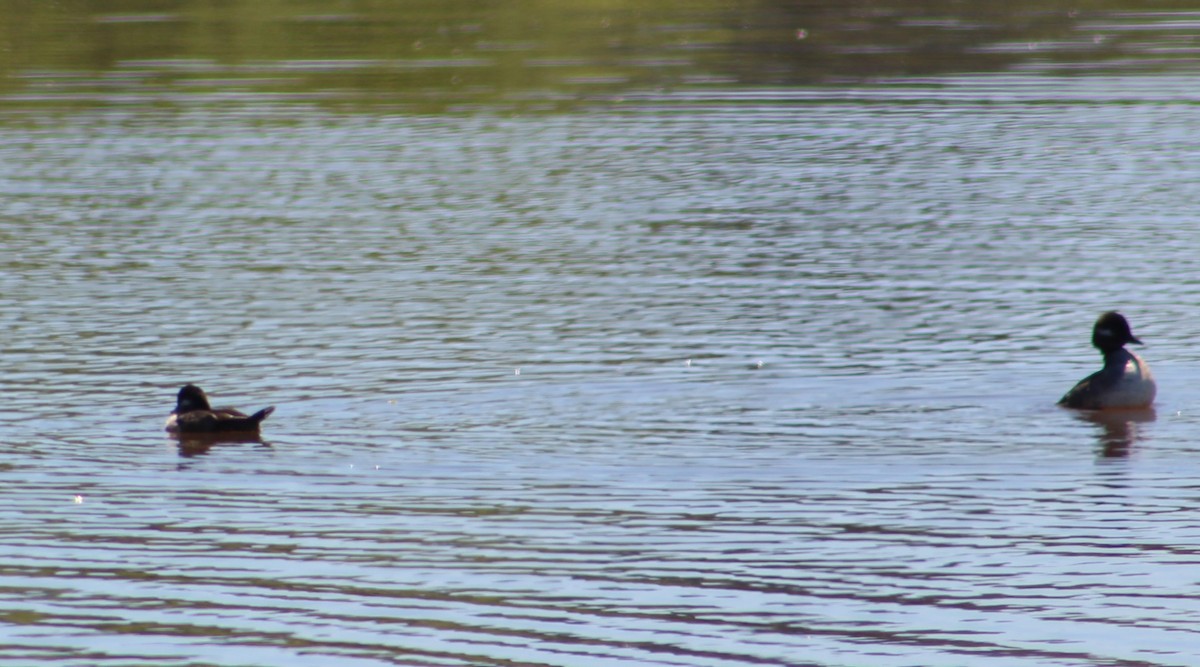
[1072,408,1156,458]
[172,431,271,458]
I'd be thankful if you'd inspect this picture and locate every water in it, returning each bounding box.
[6,3,1200,666]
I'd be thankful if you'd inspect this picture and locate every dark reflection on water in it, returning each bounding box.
[1072,408,1157,459]
[1,1,1198,108]
[173,432,271,458]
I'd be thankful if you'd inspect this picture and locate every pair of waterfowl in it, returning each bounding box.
[163,311,1153,434]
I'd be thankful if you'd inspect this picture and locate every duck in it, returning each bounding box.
[1058,311,1156,410]
[165,384,276,434]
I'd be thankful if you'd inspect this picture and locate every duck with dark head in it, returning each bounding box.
[1059,311,1156,410]
[166,384,276,434]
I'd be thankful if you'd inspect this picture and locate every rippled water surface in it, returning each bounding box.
[6,4,1200,666]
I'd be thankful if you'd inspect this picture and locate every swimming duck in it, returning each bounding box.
[1058,311,1156,410]
[165,384,276,434]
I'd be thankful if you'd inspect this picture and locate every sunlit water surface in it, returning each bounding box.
[5,79,1200,666]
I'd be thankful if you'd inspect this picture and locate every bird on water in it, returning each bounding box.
[1058,311,1156,410]
[165,384,276,434]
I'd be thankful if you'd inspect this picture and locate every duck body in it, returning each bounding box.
[166,384,275,434]
[1058,347,1156,410]
[1059,312,1156,410]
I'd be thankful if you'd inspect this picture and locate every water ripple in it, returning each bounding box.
[3,90,1200,665]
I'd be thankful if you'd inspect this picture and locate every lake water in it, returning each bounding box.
[5,3,1200,666]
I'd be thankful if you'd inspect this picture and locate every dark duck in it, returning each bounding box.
[1059,312,1156,410]
[166,384,276,434]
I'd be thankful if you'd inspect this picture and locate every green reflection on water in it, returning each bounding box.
[0,1,1193,109]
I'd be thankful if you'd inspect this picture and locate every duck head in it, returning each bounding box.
[1092,311,1142,354]
[174,384,213,414]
